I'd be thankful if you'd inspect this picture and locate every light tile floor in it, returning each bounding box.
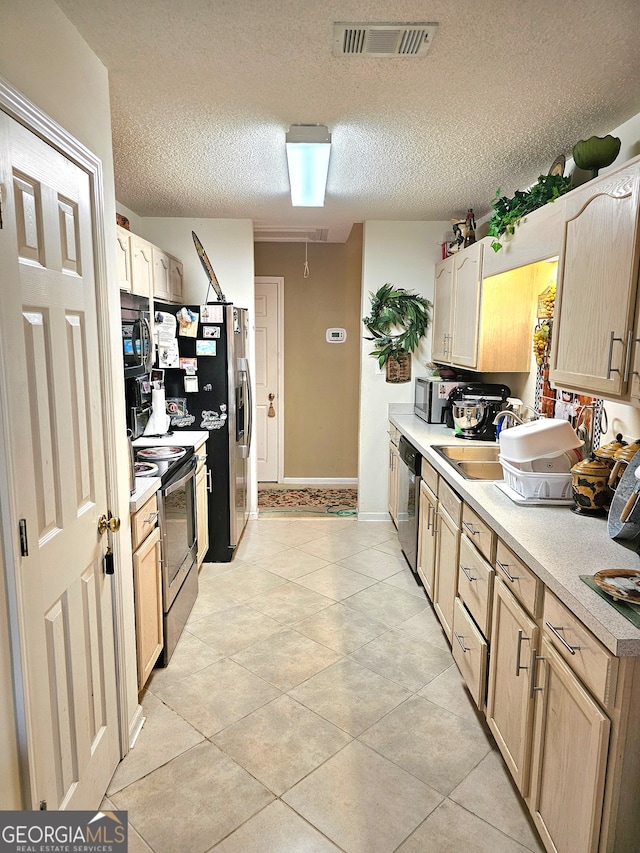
[103,516,545,853]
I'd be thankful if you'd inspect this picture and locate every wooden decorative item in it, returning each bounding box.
[385,351,412,383]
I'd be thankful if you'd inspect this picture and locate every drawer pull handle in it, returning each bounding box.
[529,647,544,699]
[496,559,519,583]
[206,470,213,493]
[606,330,624,378]
[462,521,480,536]
[454,631,469,653]
[545,621,580,655]
[143,511,158,525]
[515,628,530,676]
[460,565,477,583]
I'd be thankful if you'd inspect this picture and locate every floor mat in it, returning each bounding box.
[258,487,357,516]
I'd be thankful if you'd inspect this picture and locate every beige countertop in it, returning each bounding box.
[129,477,161,512]
[391,414,640,657]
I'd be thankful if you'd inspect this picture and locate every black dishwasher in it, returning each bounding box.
[397,435,422,581]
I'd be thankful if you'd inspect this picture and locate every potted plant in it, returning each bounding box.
[487,173,572,252]
[363,283,432,383]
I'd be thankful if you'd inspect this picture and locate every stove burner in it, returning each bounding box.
[137,446,187,462]
[135,461,159,476]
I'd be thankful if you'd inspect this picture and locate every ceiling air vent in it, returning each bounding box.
[333,22,438,57]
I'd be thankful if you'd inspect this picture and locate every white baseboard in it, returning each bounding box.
[357,512,393,522]
[128,705,145,750]
[279,478,358,486]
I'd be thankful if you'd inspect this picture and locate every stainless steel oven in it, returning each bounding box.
[135,445,199,665]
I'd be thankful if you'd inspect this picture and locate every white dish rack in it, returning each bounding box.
[499,457,573,501]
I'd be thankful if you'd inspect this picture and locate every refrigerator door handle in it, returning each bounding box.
[238,356,253,458]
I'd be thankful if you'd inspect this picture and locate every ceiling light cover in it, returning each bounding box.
[285,124,331,207]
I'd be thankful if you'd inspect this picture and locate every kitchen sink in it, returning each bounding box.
[432,444,503,481]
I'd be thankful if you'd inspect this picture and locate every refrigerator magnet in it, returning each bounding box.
[202,326,220,339]
[184,376,199,393]
[196,340,217,356]
[177,308,199,337]
[201,304,224,323]
[179,357,197,374]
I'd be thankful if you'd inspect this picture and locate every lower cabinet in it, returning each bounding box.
[528,638,610,853]
[196,453,209,567]
[432,481,461,642]
[132,524,163,690]
[388,429,400,526]
[452,597,487,708]
[417,479,438,599]
[486,577,539,796]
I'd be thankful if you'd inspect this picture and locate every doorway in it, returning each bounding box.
[254,276,284,483]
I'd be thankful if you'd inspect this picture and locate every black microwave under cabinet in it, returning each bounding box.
[121,291,153,378]
[414,376,464,423]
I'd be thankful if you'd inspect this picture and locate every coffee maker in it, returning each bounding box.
[448,383,511,440]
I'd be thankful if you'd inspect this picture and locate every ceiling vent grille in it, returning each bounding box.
[333,22,438,57]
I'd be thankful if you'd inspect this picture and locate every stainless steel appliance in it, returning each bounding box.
[449,383,511,440]
[121,291,153,378]
[397,436,422,582]
[135,445,198,665]
[414,376,464,423]
[154,301,252,561]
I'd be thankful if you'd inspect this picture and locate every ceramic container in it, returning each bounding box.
[608,438,640,489]
[570,455,614,515]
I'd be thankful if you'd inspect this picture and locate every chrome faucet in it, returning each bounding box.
[493,410,525,428]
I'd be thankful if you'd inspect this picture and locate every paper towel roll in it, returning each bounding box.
[144,388,170,435]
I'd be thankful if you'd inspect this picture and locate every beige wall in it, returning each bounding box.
[254,225,363,479]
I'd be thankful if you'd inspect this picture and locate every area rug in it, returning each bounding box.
[258,487,357,516]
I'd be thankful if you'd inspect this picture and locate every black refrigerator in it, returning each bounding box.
[154,301,251,562]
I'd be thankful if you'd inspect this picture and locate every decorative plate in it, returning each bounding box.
[137,446,185,461]
[548,154,566,177]
[192,231,226,302]
[593,569,640,604]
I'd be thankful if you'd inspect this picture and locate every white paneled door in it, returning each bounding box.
[0,113,120,807]
[254,278,282,482]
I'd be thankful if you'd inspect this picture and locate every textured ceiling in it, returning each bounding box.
[56,0,640,241]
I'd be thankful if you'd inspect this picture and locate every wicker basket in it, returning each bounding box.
[385,352,411,383]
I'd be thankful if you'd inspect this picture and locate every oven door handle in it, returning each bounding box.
[164,456,198,496]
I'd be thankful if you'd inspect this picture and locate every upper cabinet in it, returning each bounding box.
[432,238,537,372]
[117,226,185,304]
[550,159,640,400]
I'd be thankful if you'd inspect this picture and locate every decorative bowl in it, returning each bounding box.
[572,135,621,178]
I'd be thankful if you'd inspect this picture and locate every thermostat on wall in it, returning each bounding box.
[326,328,347,343]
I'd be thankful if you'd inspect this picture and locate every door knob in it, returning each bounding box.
[268,393,276,418]
[98,514,121,535]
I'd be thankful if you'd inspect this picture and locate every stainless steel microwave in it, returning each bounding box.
[414,376,464,423]
[121,291,153,378]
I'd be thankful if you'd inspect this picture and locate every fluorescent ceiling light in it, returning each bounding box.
[285,124,331,207]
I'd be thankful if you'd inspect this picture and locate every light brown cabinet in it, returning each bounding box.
[196,450,209,567]
[131,494,163,689]
[486,576,539,796]
[432,480,461,641]
[550,159,640,400]
[388,426,400,527]
[153,247,171,301]
[417,477,438,599]
[131,234,154,298]
[528,638,610,853]
[169,256,184,303]
[432,238,537,372]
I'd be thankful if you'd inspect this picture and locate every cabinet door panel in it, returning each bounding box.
[133,526,163,689]
[153,247,171,301]
[529,640,610,853]
[452,597,488,709]
[433,507,460,641]
[417,481,437,600]
[486,578,539,795]
[432,258,453,363]
[551,167,640,396]
[196,464,209,566]
[451,245,482,367]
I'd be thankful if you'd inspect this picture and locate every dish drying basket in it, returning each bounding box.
[500,457,573,500]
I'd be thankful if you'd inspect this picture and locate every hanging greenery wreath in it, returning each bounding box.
[363,283,432,368]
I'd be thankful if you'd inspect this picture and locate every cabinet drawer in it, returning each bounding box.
[131,493,158,550]
[458,533,494,638]
[542,591,618,709]
[452,597,488,709]
[461,503,496,563]
[438,479,462,525]
[421,458,438,495]
[495,539,541,618]
[388,423,400,446]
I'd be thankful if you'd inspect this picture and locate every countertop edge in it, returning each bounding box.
[129,477,161,512]
[390,413,640,657]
